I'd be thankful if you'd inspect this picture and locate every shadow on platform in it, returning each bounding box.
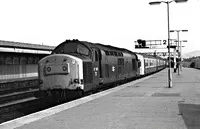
[178,103,200,129]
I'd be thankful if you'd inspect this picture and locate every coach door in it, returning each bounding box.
[92,48,101,85]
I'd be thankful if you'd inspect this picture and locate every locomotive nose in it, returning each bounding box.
[38,54,84,90]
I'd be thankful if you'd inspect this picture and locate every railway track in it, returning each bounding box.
[0,78,38,95]
[0,89,38,104]
[0,97,40,123]
[0,79,41,123]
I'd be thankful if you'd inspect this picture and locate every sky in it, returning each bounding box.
[0,0,199,54]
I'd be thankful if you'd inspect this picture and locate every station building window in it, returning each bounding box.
[13,57,20,65]
[0,55,5,65]
[20,56,27,65]
[28,56,34,64]
[5,56,12,65]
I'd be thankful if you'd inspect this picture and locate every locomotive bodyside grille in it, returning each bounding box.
[83,62,92,84]
[105,64,109,77]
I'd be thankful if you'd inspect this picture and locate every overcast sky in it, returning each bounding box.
[0,0,199,54]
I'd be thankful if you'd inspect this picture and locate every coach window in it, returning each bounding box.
[145,59,148,67]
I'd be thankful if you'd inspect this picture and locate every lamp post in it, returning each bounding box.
[149,0,188,88]
[170,30,188,75]
[180,40,187,71]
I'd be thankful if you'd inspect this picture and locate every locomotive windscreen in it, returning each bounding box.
[52,42,89,56]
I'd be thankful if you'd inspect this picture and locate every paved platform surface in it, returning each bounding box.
[1,68,200,129]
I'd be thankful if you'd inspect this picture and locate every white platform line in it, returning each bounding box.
[0,75,153,129]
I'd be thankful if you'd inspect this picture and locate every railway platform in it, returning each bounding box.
[1,68,200,129]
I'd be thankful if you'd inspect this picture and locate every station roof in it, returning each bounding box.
[0,40,55,51]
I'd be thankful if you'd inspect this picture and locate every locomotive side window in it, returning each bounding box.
[110,51,114,56]
[104,51,123,57]
[117,53,122,56]
[105,51,109,55]
[114,52,118,56]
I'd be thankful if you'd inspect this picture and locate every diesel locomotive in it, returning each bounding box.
[37,39,166,101]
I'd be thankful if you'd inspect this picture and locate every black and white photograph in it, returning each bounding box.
[0,0,200,129]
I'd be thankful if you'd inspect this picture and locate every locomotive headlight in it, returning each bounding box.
[74,79,79,83]
[39,80,43,84]
[47,67,51,72]
[62,66,67,71]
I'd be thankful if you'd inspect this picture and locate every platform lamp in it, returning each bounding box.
[149,0,188,88]
[180,40,187,71]
[170,30,188,75]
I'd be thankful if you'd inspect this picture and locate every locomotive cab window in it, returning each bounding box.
[52,43,89,56]
[77,44,89,56]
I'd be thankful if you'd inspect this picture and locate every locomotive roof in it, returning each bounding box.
[57,39,137,56]
[68,40,137,55]
[94,43,135,54]
[0,40,55,51]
